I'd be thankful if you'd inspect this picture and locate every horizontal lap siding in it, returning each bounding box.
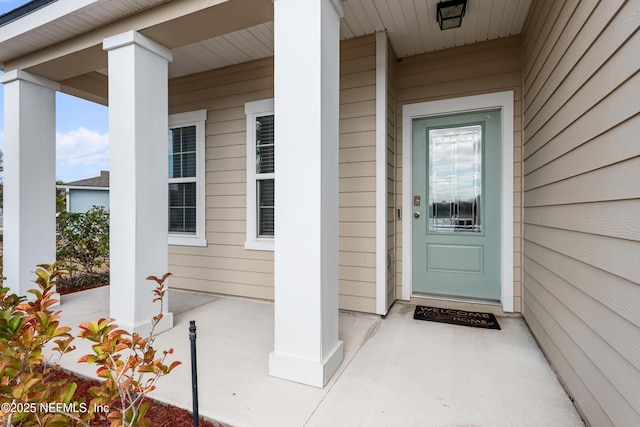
[339,35,377,313]
[167,36,379,313]
[522,1,640,425]
[394,36,524,311]
[168,58,275,300]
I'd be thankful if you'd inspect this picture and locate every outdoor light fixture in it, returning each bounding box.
[437,0,467,30]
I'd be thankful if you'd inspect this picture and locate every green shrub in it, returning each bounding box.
[0,264,78,426]
[56,207,109,287]
[0,264,179,427]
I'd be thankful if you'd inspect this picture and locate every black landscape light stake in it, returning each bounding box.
[189,320,199,427]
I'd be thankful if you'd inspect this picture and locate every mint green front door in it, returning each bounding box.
[412,110,501,300]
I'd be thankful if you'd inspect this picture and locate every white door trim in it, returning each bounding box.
[401,91,514,312]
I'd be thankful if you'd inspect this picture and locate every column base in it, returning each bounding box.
[269,340,344,388]
[117,312,174,337]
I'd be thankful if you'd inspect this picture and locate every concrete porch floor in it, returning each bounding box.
[52,286,584,427]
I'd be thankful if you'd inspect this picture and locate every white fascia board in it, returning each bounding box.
[0,0,100,43]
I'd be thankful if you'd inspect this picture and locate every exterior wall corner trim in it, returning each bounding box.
[375,30,389,315]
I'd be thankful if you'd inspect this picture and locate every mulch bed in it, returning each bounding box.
[56,272,109,296]
[45,369,223,427]
[57,281,108,296]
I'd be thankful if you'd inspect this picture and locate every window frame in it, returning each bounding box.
[168,109,207,247]
[245,98,275,251]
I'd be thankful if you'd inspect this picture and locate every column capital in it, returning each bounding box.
[274,0,344,17]
[0,69,59,90]
[103,30,173,62]
[328,0,344,17]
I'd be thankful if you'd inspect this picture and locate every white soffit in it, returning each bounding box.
[169,21,274,78]
[0,0,172,64]
[340,0,532,58]
[169,0,531,77]
[1,0,531,78]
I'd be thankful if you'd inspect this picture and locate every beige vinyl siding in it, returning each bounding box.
[339,35,378,313]
[521,1,640,426]
[386,40,397,310]
[168,58,275,300]
[394,36,524,311]
[167,36,379,313]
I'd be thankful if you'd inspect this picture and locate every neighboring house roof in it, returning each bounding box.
[58,170,110,190]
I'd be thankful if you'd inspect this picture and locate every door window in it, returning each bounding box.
[428,124,482,233]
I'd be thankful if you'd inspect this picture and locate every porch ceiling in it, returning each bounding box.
[0,0,531,100]
[342,0,532,58]
[0,0,173,64]
[169,0,532,78]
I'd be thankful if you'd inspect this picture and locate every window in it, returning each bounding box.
[245,99,275,251]
[168,110,207,246]
[428,125,483,233]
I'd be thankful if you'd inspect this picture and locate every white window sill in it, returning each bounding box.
[244,239,274,251]
[169,235,207,247]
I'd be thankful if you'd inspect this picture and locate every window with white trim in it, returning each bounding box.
[168,110,207,247]
[245,99,275,251]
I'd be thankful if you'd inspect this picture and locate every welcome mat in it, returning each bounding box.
[413,305,501,330]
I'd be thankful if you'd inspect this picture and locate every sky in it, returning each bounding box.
[0,0,110,183]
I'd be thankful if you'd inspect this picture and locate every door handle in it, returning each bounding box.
[414,211,421,218]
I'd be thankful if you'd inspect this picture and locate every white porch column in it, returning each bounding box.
[270,0,344,387]
[0,70,57,297]
[103,31,173,335]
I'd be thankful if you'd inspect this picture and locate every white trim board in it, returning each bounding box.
[375,31,388,315]
[401,91,514,312]
[168,109,208,247]
[244,98,275,252]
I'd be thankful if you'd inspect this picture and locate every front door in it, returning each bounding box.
[412,110,501,300]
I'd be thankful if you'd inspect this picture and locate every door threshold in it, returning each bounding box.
[413,292,501,306]
[410,293,516,317]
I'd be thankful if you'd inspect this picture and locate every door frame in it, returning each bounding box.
[401,91,514,312]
